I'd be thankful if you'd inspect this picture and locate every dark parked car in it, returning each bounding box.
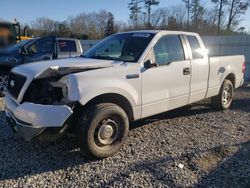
[0,36,83,94]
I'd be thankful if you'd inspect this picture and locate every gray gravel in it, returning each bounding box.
[0,87,249,187]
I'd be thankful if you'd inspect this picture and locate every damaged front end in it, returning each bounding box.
[5,64,112,142]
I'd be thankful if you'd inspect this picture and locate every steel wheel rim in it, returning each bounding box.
[222,85,232,106]
[94,117,120,147]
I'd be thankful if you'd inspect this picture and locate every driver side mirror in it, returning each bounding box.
[144,59,157,69]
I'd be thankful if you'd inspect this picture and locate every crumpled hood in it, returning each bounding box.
[12,57,122,78]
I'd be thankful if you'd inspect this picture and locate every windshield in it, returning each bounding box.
[84,33,155,62]
[6,39,34,51]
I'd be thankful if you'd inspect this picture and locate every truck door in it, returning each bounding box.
[23,37,54,63]
[185,35,209,103]
[141,35,191,118]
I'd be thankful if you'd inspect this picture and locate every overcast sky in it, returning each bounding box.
[0,0,249,31]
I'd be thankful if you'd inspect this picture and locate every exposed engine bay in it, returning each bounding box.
[23,77,67,105]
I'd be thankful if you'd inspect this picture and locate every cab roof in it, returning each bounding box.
[119,30,198,36]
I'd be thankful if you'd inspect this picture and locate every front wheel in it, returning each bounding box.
[211,79,234,110]
[78,103,129,158]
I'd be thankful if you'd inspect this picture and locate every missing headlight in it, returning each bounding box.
[23,78,67,105]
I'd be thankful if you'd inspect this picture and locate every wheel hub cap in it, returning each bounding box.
[97,119,118,145]
[99,124,113,140]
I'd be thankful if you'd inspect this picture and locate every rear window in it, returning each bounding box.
[58,40,77,52]
[187,35,203,59]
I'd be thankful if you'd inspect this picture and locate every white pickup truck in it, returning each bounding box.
[4,31,245,158]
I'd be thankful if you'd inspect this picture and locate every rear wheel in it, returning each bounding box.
[0,71,9,97]
[211,79,234,110]
[78,103,129,158]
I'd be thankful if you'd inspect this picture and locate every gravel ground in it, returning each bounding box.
[0,87,249,187]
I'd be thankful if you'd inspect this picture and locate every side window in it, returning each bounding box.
[58,40,77,52]
[187,35,203,59]
[153,35,185,66]
[28,38,53,53]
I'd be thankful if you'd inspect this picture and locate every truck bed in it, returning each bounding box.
[206,55,245,98]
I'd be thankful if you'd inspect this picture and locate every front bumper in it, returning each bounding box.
[4,94,73,141]
[5,110,45,141]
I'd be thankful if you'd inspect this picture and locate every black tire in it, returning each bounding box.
[0,71,9,97]
[78,103,129,158]
[211,79,234,110]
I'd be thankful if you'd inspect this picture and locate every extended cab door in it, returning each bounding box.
[184,35,209,103]
[141,35,191,118]
[23,37,55,63]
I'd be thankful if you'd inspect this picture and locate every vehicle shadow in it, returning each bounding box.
[130,105,215,130]
[0,107,212,182]
[231,87,250,113]
[0,110,91,181]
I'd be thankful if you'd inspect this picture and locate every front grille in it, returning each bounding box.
[7,72,27,99]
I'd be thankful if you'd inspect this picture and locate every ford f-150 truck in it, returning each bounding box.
[0,36,83,94]
[4,31,245,158]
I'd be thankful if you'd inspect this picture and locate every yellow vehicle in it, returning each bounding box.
[0,20,31,48]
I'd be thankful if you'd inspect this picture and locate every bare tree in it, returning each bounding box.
[105,12,115,37]
[211,0,228,33]
[226,0,250,31]
[182,0,191,30]
[67,10,110,39]
[114,21,128,32]
[68,13,88,38]
[54,21,71,37]
[128,0,143,28]
[190,0,205,31]
[144,0,160,28]
[203,7,219,34]
[151,7,169,29]
[170,5,186,30]
[31,17,56,36]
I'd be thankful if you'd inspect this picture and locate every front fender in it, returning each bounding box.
[66,74,141,107]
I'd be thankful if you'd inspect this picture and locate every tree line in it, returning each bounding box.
[128,0,250,34]
[24,0,250,39]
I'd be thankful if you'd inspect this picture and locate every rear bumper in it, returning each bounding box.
[240,78,244,86]
[4,94,73,141]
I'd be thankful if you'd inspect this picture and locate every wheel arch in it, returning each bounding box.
[78,93,135,122]
[224,73,236,88]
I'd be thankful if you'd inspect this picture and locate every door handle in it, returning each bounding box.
[183,68,190,75]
